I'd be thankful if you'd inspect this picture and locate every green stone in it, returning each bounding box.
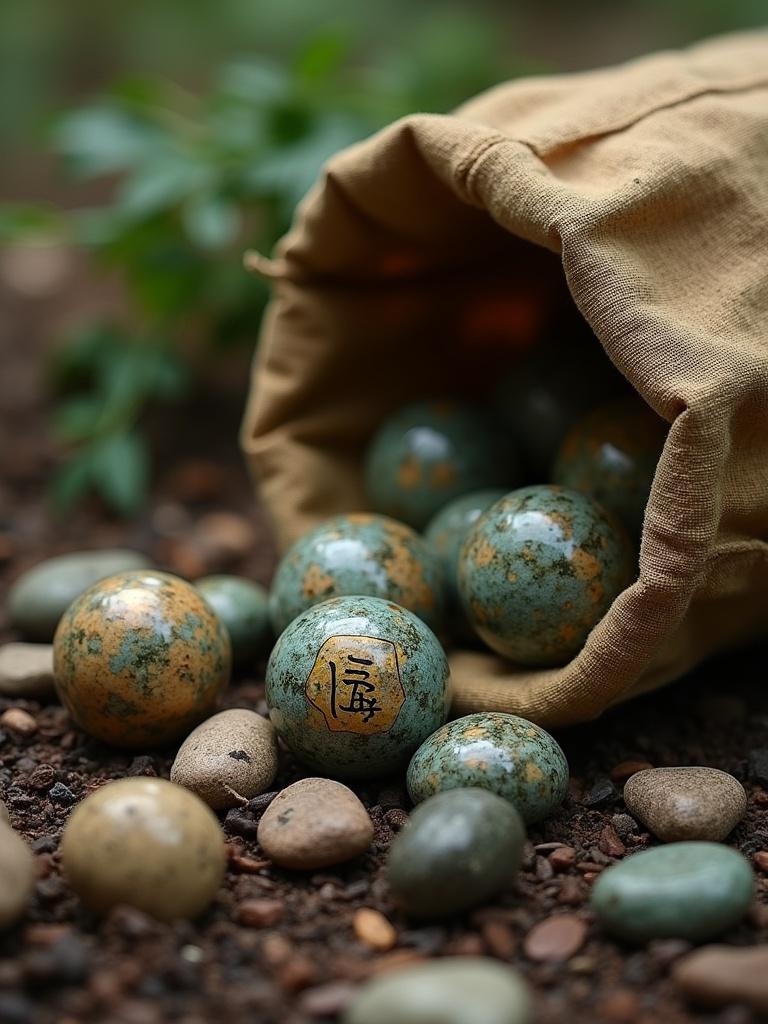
[265,596,450,779]
[269,513,444,636]
[365,400,513,530]
[552,397,667,536]
[591,842,754,943]
[407,712,568,824]
[343,957,532,1024]
[196,575,271,666]
[424,490,508,642]
[458,485,633,665]
[386,788,526,918]
[8,550,154,641]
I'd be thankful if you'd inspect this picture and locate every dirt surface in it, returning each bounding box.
[2,268,768,1024]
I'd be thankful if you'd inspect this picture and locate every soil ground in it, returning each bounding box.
[1,266,768,1024]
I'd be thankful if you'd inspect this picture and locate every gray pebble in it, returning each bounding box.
[0,643,55,699]
[624,767,747,843]
[171,709,278,810]
[342,957,531,1024]
[257,778,373,870]
[8,549,153,641]
[386,788,526,919]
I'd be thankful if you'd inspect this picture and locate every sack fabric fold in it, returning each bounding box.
[241,31,768,727]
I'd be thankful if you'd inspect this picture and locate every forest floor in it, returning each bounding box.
[1,263,768,1024]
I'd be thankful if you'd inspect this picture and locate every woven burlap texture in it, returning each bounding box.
[241,31,768,727]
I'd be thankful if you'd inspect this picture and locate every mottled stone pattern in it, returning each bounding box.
[53,571,231,748]
[407,712,568,824]
[8,549,153,641]
[386,788,527,919]
[424,490,508,642]
[553,397,668,536]
[269,514,445,635]
[623,766,747,842]
[60,778,226,921]
[196,575,271,665]
[458,485,634,665]
[591,842,754,943]
[365,400,512,530]
[266,596,450,779]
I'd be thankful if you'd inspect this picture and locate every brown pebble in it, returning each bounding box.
[753,851,768,872]
[558,877,585,906]
[229,851,271,873]
[0,643,55,699]
[237,897,284,927]
[524,915,588,962]
[352,907,397,951]
[278,954,317,992]
[598,988,641,1022]
[170,709,278,810]
[549,847,576,872]
[610,760,654,783]
[576,861,605,874]
[366,949,427,976]
[0,801,9,825]
[257,778,373,870]
[673,944,768,1012]
[624,766,746,843]
[599,826,626,858]
[0,708,37,736]
[481,919,517,959]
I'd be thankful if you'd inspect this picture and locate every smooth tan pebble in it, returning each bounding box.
[170,708,278,810]
[257,778,373,870]
[624,767,747,843]
[0,825,35,928]
[60,778,226,921]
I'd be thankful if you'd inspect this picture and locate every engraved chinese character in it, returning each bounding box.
[329,656,382,723]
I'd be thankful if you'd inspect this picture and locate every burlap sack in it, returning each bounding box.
[241,31,768,728]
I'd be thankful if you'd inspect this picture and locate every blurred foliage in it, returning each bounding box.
[1,1,764,516]
[1,25,513,516]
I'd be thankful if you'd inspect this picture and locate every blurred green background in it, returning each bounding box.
[1,0,764,517]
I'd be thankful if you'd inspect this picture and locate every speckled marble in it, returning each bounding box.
[265,596,450,779]
[553,397,668,536]
[623,767,747,843]
[386,788,527,918]
[458,485,634,665]
[269,513,445,636]
[365,400,512,530]
[196,575,271,665]
[591,842,754,943]
[424,490,508,642]
[53,571,231,748]
[407,712,568,823]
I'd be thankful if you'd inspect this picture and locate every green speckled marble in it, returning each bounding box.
[265,596,450,779]
[407,712,568,823]
[424,490,508,642]
[269,513,444,636]
[494,338,629,476]
[196,575,271,666]
[553,398,668,536]
[458,485,633,665]
[386,788,526,918]
[53,571,231,748]
[365,401,513,530]
[8,549,154,641]
[343,957,532,1024]
[591,842,754,943]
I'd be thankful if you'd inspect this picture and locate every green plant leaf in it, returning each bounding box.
[217,58,290,105]
[182,194,240,250]
[0,203,63,242]
[117,156,212,219]
[50,448,95,515]
[52,106,161,177]
[90,431,149,516]
[295,31,349,82]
